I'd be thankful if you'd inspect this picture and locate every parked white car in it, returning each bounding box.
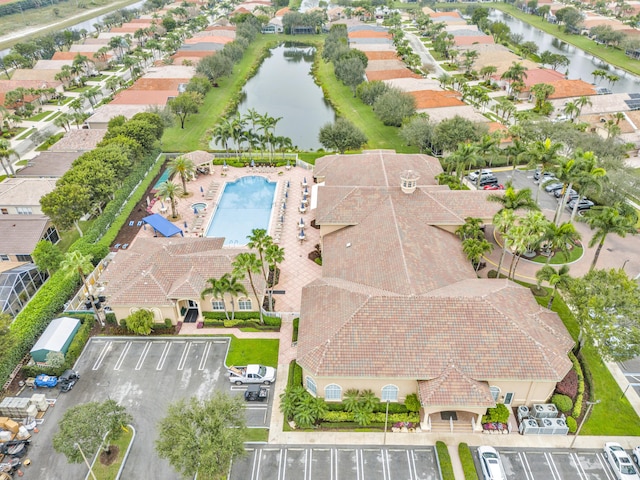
[478,446,506,480]
[604,442,640,480]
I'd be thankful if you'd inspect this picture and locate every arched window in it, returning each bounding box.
[489,386,500,402]
[305,376,317,396]
[381,385,399,402]
[211,300,224,311]
[324,384,342,401]
[238,298,252,311]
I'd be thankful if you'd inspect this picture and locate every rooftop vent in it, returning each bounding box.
[400,170,420,194]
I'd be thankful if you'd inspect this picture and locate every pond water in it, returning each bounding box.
[489,9,640,94]
[235,43,336,151]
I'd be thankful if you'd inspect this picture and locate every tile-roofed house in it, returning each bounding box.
[0,80,63,107]
[86,104,148,129]
[366,69,421,81]
[99,237,265,324]
[0,215,58,261]
[129,78,189,91]
[297,150,574,430]
[33,60,73,70]
[0,178,57,215]
[47,129,108,152]
[424,105,489,124]
[384,77,442,92]
[547,79,596,99]
[10,69,60,82]
[185,35,234,45]
[410,90,466,109]
[16,151,82,178]
[453,34,495,47]
[111,89,177,105]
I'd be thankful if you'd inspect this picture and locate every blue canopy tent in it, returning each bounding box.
[143,214,184,237]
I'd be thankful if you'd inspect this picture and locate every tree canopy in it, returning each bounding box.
[318,118,368,154]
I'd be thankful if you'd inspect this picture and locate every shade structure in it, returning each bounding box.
[143,214,184,237]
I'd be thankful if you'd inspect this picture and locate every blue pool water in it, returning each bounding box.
[205,176,276,245]
[153,169,172,191]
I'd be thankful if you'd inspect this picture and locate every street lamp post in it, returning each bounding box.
[74,442,97,480]
[622,259,630,271]
[570,400,600,449]
[383,400,390,445]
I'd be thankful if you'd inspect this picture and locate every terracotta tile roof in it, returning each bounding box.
[275,6,289,16]
[429,11,462,18]
[453,35,494,46]
[364,51,398,60]
[10,69,60,82]
[171,50,212,59]
[205,25,236,31]
[101,237,264,306]
[410,90,465,109]
[129,78,189,91]
[52,51,99,60]
[366,69,421,81]
[232,6,251,14]
[0,79,61,92]
[185,35,233,45]
[348,30,392,39]
[366,59,408,71]
[111,89,177,105]
[0,215,50,255]
[548,79,596,99]
[519,68,565,88]
[108,26,140,33]
[418,366,495,407]
[48,129,108,152]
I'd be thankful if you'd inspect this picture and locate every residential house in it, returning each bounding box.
[0,178,57,215]
[0,215,59,263]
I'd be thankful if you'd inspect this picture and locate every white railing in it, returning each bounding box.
[64,254,115,313]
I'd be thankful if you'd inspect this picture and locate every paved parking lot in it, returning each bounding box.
[230,445,441,480]
[23,337,273,480]
[474,447,617,480]
[492,169,560,213]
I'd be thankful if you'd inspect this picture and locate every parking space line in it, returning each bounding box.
[113,341,132,370]
[251,448,260,480]
[570,453,588,480]
[331,449,337,480]
[408,450,416,480]
[279,449,285,480]
[134,342,153,370]
[156,341,174,370]
[177,341,191,371]
[356,449,363,480]
[92,341,111,370]
[382,449,390,480]
[198,341,212,371]
[519,452,535,480]
[596,452,616,480]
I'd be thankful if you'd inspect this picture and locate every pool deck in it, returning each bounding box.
[130,163,321,313]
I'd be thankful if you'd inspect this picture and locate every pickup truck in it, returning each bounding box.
[227,365,276,385]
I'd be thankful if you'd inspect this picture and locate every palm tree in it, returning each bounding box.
[563,101,580,121]
[246,228,272,283]
[488,185,539,213]
[501,62,528,97]
[581,205,638,271]
[258,113,282,162]
[230,114,247,159]
[201,276,228,320]
[542,221,581,265]
[232,252,264,324]
[525,138,563,203]
[506,211,548,280]
[448,143,479,181]
[167,156,196,195]
[0,140,17,176]
[54,113,72,132]
[155,181,183,218]
[462,237,494,272]
[493,209,517,277]
[264,243,285,311]
[60,251,104,326]
[224,274,248,320]
[575,95,592,116]
[569,151,606,223]
[210,118,232,155]
[536,264,572,309]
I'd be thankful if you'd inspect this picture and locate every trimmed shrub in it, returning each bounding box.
[287,360,303,388]
[556,369,579,399]
[551,394,573,413]
[566,416,578,433]
[105,312,117,325]
[404,393,421,413]
[458,443,479,480]
[436,441,455,480]
[482,404,510,424]
[292,317,299,342]
[373,402,409,414]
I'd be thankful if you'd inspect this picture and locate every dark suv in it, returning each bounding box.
[478,175,499,187]
[58,369,80,392]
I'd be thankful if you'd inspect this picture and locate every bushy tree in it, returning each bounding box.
[356,80,389,106]
[31,240,63,276]
[168,92,203,129]
[40,184,91,236]
[372,88,416,127]
[400,114,434,153]
[334,57,365,96]
[196,54,233,86]
[433,115,487,153]
[156,393,247,480]
[45,351,65,369]
[125,309,154,335]
[318,118,367,153]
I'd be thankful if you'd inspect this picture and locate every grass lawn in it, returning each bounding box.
[529,245,584,264]
[14,128,35,140]
[92,427,134,480]
[486,3,640,77]
[226,336,279,368]
[27,110,53,122]
[531,287,640,435]
[244,428,269,442]
[57,218,96,253]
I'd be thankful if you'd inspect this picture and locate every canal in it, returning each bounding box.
[234,43,336,151]
[489,9,640,93]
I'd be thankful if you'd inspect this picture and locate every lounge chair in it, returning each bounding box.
[122,243,129,250]
[128,221,134,227]
[114,244,121,249]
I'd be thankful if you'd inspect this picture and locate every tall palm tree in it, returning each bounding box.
[448,143,479,181]
[230,114,247,159]
[550,156,579,225]
[525,138,563,203]
[581,205,638,271]
[542,221,581,264]
[232,253,264,324]
[574,95,592,116]
[167,156,196,195]
[60,250,104,326]
[210,118,232,155]
[488,185,539,213]
[201,276,229,320]
[224,274,248,320]
[462,237,494,272]
[506,211,548,280]
[246,228,272,283]
[493,209,517,277]
[258,113,282,162]
[264,243,285,311]
[536,264,572,309]
[0,140,17,176]
[501,62,528,97]
[569,151,606,223]
[155,181,183,218]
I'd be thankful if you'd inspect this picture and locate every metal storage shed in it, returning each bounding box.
[30,317,81,363]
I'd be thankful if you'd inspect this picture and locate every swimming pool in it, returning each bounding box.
[205,176,276,246]
[152,168,172,191]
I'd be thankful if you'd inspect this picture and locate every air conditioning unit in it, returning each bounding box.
[533,404,546,418]
[544,404,558,418]
[537,418,555,434]
[519,418,539,435]
[550,418,569,435]
[517,405,530,422]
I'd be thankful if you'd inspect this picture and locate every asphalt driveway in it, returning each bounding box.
[22,336,272,480]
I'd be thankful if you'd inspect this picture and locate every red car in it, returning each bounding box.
[483,184,504,190]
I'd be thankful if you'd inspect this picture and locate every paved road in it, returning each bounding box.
[230,445,441,480]
[22,337,273,480]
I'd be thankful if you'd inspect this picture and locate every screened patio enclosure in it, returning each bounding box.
[0,263,47,317]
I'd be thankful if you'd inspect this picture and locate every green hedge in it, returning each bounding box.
[292,317,299,342]
[567,416,578,433]
[287,360,303,388]
[458,443,479,480]
[436,441,455,480]
[320,411,420,423]
[572,352,586,418]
